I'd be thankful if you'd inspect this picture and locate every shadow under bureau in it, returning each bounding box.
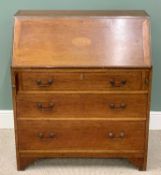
[11,10,152,170]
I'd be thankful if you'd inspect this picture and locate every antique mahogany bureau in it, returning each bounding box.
[11,10,152,170]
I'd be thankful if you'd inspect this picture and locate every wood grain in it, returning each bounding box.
[17,120,145,151]
[16,93,147,118]
[19,70,143,91]
[12,11,151,68]
[15,10,149,17]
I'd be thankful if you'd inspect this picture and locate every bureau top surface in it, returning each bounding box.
[15,10,149,17]
[12,10,152,68]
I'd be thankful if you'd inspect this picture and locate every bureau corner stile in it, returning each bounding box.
[11,10,152,171]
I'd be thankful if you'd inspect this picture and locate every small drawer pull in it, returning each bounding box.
[37,132,56,139]
[37,102,54,111]
[119,131,125,138]
[110,79,127,87]
[107,131,125,139]
[48,132,56,139]
[37,132,44,139]
[109,103,126,110]
[108,132,115,139]
[36,79,53,87]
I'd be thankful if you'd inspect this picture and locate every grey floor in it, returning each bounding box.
[0,129,161,175]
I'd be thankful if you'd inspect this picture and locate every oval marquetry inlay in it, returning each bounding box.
[72,37,91,47]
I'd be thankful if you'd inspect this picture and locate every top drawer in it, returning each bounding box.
[18,70,144,91]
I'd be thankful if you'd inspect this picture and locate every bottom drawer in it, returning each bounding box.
[17,120,145,151]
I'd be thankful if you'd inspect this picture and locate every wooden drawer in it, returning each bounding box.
[17,120,145,151]
[17,93,147,118]
[19,70,143,91]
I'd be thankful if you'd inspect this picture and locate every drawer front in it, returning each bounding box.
[17,120,145,151]
[17,93,147,118]
[19,71,143,91]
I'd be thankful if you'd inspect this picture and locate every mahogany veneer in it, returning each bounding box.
[11,10,152,170]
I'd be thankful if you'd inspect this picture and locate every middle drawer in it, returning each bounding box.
[17,93,147,118]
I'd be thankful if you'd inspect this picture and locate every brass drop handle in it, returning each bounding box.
[37,102,54,111]
[37,132,44,139]
[109,103,126,109]
[108,132,115,139]
[48,132,56,139]
[37,132,56,139]
[108,131,125,139]
[110,79,127,87]
[36,79,53,87]
[119,131,125,138]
